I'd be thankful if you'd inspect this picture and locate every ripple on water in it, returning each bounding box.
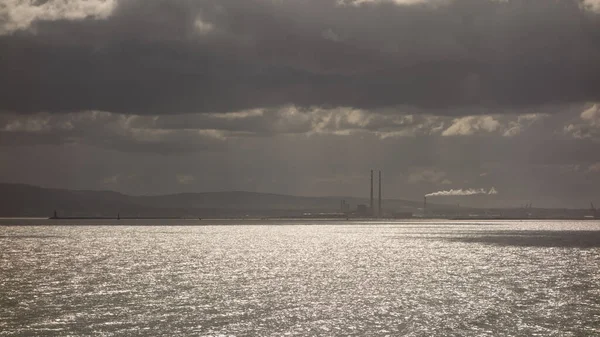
[1,220,599,336]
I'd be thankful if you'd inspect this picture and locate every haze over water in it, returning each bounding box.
[1,220,600,336]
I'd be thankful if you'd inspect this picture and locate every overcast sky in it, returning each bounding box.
[1,0,600,208]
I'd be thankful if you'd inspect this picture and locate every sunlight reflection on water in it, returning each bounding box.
[1,220,599,336]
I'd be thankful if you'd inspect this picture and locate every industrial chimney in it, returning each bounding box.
[370,170,374,216]
[378,170,382,218]
[423,196,427,218]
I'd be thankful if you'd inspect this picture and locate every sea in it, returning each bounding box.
[1,219,599,336]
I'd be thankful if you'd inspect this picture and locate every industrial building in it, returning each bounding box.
[336,169,417,219]
[356,169,387,217]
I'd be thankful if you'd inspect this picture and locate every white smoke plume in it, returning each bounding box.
[426,187,498,197]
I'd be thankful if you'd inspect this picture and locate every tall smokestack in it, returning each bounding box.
[423,196,427,218]
[378,170,382,218]
[370,170,374,216]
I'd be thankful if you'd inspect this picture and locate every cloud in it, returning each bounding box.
[0,104,590,154]
[582,0,600,12]
[176,174,196,184]
[322,28,342,42]
[441,113,550,137]
[0,107,449,151]
[102,175,119,185]
[442,115,501,136]
[0,110,228,153]
[102,173,137,185]
[408,169,448,184]
[194,17,215,34]
[588,162,600,172]
[1,0,117,34]
[503,114,548,137]
[564,103,600,140]
[1,0,600,115]
[581,103,600,126]
[2,105,600,207]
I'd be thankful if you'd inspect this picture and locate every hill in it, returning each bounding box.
[0,183,438,218]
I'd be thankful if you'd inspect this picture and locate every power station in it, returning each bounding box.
[367,169,383,217]
[342,169,384,217]
[370,170,374,215]
[378,170,382,217]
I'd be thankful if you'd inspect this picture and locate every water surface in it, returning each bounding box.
[1,219,599,336]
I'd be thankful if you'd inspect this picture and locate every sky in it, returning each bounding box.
[1,0,600,208]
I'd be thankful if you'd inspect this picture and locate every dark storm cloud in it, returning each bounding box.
[1,0,600,115]
[3,0,600,208]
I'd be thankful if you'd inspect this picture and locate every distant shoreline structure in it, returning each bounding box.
[48,209,189,220]
[42,208,599,221]
[39,216,598,221]
[48,216,184,220]
[1,183,597,220]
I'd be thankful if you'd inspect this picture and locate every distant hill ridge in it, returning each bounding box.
[0,183,434,218]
